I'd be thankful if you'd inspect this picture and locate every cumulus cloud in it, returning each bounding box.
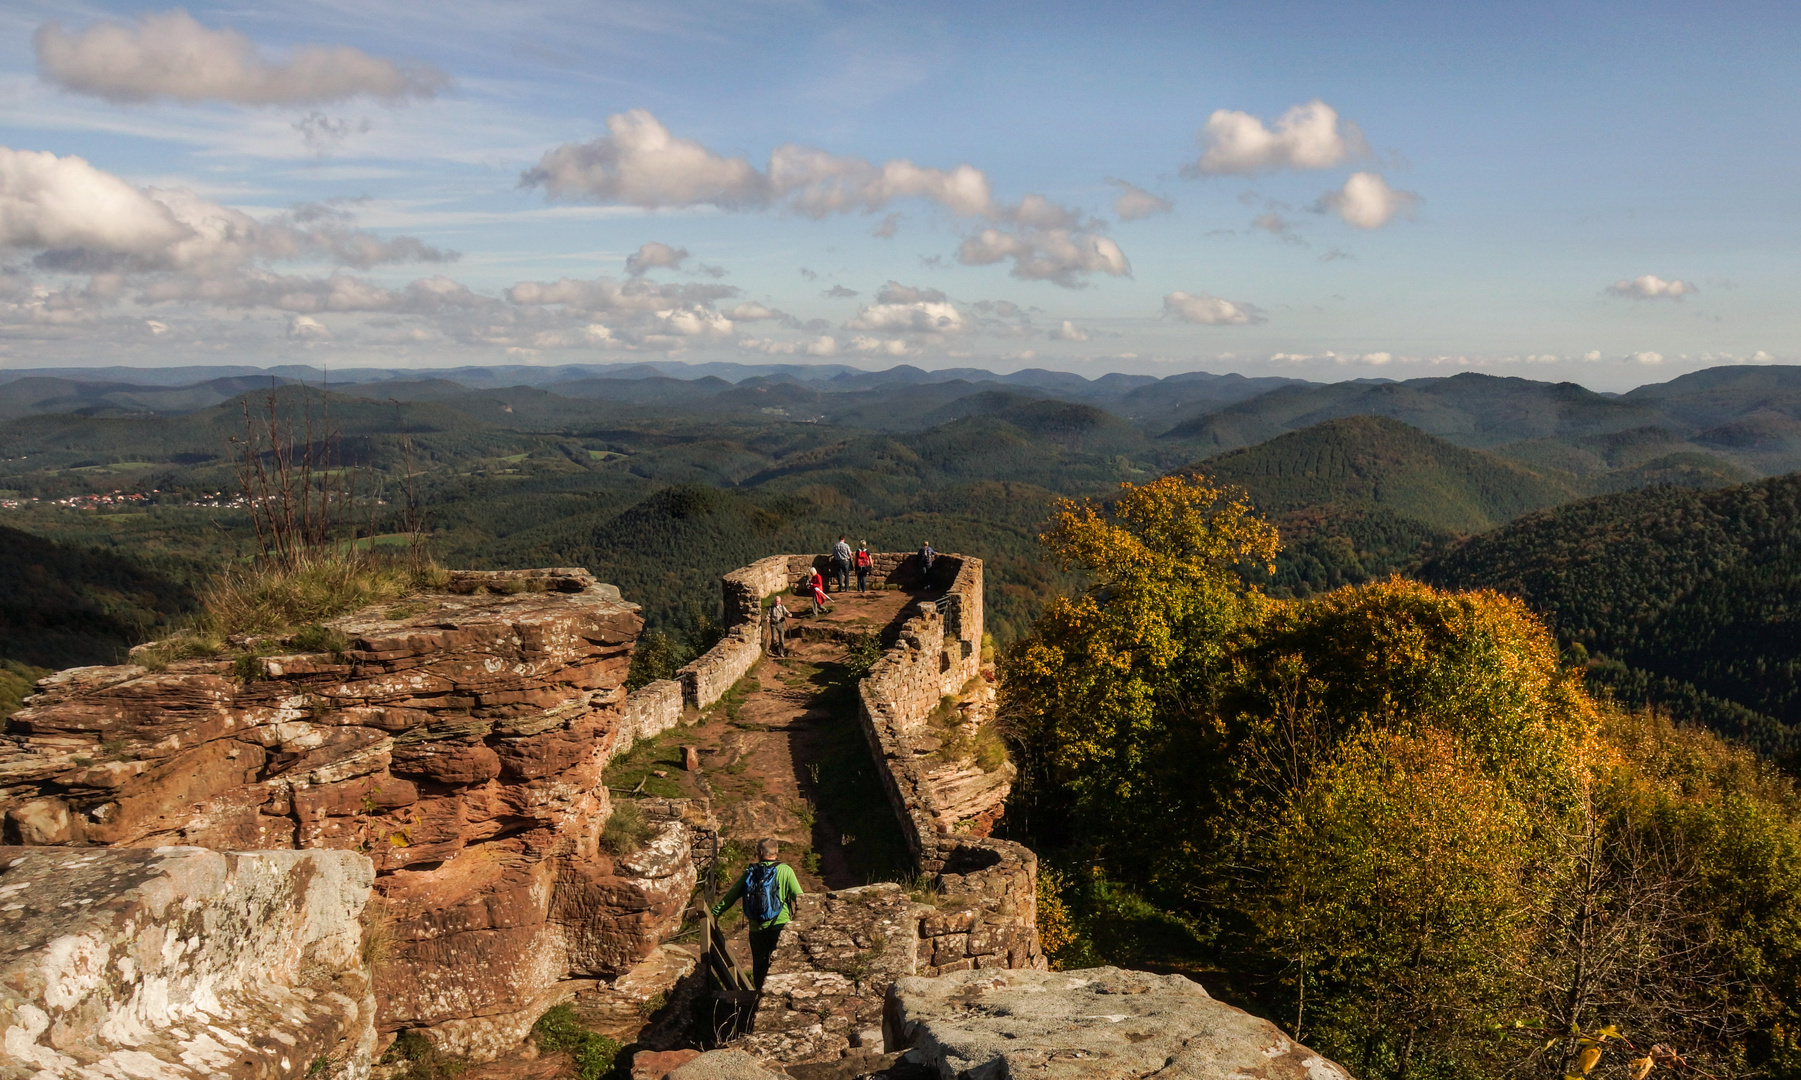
[1051,320,1090,342]
[1608,274,1698,301]
[1314,172,1418,228]
[523,110,1135,286]
[0,149,452,277]
[505,275,735,317]
[35,10,449,106]
[625,241,688,276]
[727,302,779,321]
[522,109,769,209]
[822,284,859,299]
[140,271,491,314]
[740,334,840,356]
[845,300,966,334]
[768,145,994,218]
[1163,291,1265,326]
[286,314,330,340]
[872,212,900,239]
[957,227,1129,288]
[1107,179,1172,221]
[849,335,912,356]
[1186,100,1367,176]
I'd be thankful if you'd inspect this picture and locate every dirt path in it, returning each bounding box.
[606,585,929,894]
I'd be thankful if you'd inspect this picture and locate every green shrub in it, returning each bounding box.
[531,1004,620,1080]
[290,623,351,657]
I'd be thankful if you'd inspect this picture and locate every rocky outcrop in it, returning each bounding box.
[0,845,375,1080]
[0,568,698,1061]
[884,967,1355,1080]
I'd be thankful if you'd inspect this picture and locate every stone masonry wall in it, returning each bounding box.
[0,567,697,1064]
[0,845,376,1080]
[703,552,1040,1067]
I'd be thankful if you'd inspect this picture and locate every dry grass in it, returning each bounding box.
[202,551,417,638]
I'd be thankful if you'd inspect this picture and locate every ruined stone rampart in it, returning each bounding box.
[0,567,697,1067]
[0,845,376,1080]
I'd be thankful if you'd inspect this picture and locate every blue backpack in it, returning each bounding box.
[743,863,782,922]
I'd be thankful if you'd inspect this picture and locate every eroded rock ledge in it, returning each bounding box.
[0,568,698,1067]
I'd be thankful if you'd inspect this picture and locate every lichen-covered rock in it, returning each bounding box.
[884,966,1354,1080]
[0,569,699,1062]
[0,845,375,1080]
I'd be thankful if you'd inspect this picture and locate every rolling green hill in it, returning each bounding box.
[1421,472,1801,760]
[1201,415,1581,534]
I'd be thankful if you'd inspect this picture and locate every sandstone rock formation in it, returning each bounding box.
[0,568,697,1060]
[0,845,375,1080]
[884,966,1355,1080]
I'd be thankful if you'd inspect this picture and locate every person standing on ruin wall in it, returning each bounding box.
[711,837,804,989]
[855,540,873,593]
[919,540,936,576]
[767,596,790,656]
[832,535,853,591]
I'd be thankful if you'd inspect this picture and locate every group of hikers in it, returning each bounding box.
[764,537,936,657]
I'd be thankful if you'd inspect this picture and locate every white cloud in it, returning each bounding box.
[1315,172,1419,229]
[625,241,689,276]
[1107,179,1172,221]
[1186,100,1367,176]
[875,281,946,304]
[1583,350,1602,361]
[505,275,736,316]
[35,10,449,106]
[957,227,1129,288]
[522,109,770,209]
[286,314,330,340]
[740,334,840,356]
[1051,320,1090,342]
[845,300,966,334]
[727,302,779,321]
[1630,351,1665,364]
[768,145,994,218]
[1607,274,1698,301]
[1163,291,1265,326]
[849,335,913,356]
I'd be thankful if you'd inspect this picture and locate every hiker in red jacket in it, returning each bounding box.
[854,541,874,593]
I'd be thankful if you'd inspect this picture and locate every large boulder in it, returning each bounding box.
[0,845,375,1080]
[884,966,1354,1080]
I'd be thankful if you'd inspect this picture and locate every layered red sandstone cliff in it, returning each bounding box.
[0,568,694,1059]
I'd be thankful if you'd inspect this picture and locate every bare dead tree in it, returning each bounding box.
[231,384,349,568]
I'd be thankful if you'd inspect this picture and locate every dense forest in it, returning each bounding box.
[1423,474,1801,762]
[1004,474,1801,1080]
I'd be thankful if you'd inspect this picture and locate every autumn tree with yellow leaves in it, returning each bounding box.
[1001,474,1801,1080]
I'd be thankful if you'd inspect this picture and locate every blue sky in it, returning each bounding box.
[0,0,1794,389]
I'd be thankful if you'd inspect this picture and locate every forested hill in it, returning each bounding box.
[1422,472,1801,759]
[1202,415,1579,533]
[0,524,197,669]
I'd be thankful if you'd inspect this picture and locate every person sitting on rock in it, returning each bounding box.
[767,596,790,656]
[806,567,831,616]
[711,838,804,989]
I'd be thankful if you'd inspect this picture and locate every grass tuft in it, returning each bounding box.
[601,799,654,856]
[201,551,415,639]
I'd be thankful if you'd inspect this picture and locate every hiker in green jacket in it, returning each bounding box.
[710,837,804,989]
